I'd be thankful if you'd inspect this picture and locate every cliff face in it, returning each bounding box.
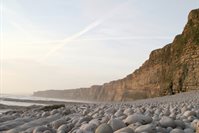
[34,9,199,101]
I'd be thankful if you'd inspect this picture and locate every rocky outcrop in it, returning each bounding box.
[33,9,199,101]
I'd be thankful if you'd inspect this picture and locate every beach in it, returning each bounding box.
[0,91,199,133]
[0,94,88,114]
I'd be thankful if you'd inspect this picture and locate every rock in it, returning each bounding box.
[50,109,58,115]
[170,113,176,119]
[83,109,89,115]
[0,117,33,131]
[175,120,185,129]
[117,115,127,121]
[167,127,173,132]
[152,115,160,121]
[6,115,61,132]
[115,110,124,117]
[6,129,18,133]
[114,127,134,133]
[163,109,170,116]
[128,123,140,131]
[43,130,52,133]
[33,126,50,133]
[187,116,196,122]
[0,115,17,123]
[80,123,97,132]
[101,116,110,123]
[196,121,199,133]
[51,119,68,129]
[183,111,196,117]
[78,116,92,124]
[62,109,71,115]
[95,123,113,133]
[191,119,198,129]
[108,118,126,131]
[123,108,134,116]
[181,107,187,113]
[159,116,176,128]
[156,126,167,133]
[76,129,84,133]
[170,128,185,133]
[89,119,101,126]
[106,108,116,114]
[135,124,156,133]
[154,109,161,115]
[57,124,73,133]
[42,112,50,117]
[184,128,194,133]
[124,114,152,125]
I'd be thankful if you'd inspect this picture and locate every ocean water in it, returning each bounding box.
[0,94,85,114]
[1,94,70,102]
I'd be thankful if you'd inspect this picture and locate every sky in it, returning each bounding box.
[0,0,198,95]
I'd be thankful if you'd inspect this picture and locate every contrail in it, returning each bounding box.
[38,1,130,62]
[76,36,172,41]
[38,19,103,61]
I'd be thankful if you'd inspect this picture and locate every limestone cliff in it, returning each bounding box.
[34,9,199,101]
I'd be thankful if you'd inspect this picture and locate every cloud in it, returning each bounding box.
[38,19,103,62]
[38,0,131,62]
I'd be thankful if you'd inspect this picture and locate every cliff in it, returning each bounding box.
[34,9,199,101]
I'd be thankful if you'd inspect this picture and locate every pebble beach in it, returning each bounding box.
[1,91,199,133]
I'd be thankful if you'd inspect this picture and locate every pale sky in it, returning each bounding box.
[0,0,198,95]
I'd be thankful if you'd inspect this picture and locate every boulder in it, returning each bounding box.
[124,114,152,125]
[135,124,156,133]
[159,116,176,128]
[95,123,113,133]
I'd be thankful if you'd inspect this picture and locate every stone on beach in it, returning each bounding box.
[108,118,126,131]
[7,114,61,132]
[95,123,113,133]
[159,116,176,128]
[78,116,93,124]
[80,123,97,132]
[123,108,134,116]
[0,115,17,123]
[1,90,199,133]
[124,114,152,125]
[32,126,52,133]
[0,117,33,131]
[170,128,185,133]
[183,111,196,117]
[196,121,199,133]
[175,120,185,129]
[191,119,199,129]
[114,127,134,133]
[57,124,73,133]
[184,128,194,133]
[51,118,68,129]
[115,109,124,117]
[134,124,156,133]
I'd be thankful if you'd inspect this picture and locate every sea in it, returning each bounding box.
[0,94,83,114]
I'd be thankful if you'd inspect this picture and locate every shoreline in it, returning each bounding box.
[0,90,199,132]
[0,97,90,106]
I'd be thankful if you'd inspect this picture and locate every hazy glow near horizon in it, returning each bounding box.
[0,0,198,95]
